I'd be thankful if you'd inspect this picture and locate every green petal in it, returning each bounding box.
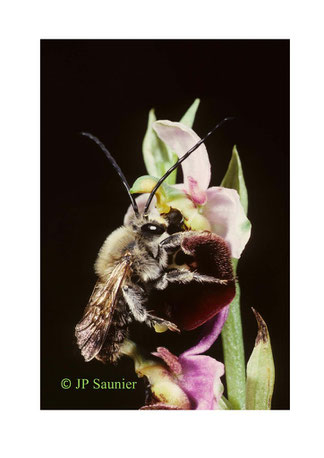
[142,99,200,186]
[142,109,177,185]
[246,309,275,410]
[179,98,200,128]
[130,174,161,194]
[130,175,185,202]
[221,145,248,215]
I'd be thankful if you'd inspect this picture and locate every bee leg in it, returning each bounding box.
[154,270,192,290]
[155,270,230,290]
[122,286,179,332]
[122,285,148,323]
[147,315,180,333]
[159,233,183,253]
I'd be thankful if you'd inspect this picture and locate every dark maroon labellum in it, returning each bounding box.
[150,232,236,331]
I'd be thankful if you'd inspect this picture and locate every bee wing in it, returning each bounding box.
[75,256,131,362]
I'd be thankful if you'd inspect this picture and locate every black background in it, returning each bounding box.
[41,40,289,409]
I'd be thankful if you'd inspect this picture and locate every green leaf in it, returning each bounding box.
[221,145,248,215]
[142,109,177,185]
[246,309,275,410]
[220,146,252,409]
[221,261,246,410]
[179,98,200,128]
[220,149,250,409]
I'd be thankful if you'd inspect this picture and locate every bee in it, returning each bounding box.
[75,119,236,364]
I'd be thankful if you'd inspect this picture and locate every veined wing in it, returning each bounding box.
[75,254,132,362]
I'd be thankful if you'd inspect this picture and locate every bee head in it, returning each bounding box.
[128,214,169,259]
[131,208,184,238]
[131,214,167,238]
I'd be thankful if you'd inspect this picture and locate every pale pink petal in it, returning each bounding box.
[187,176,207,205]
[203,187,251,258]
[153,120,211,192]
[152,345,225,410]
[123,194,159,225]
[178,354,224,410]
[176,307,228,409]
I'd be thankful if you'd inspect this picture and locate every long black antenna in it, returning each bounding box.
[143,117,235,215]
[81,132,139,216]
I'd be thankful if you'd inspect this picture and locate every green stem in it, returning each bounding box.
[221,261,246,409]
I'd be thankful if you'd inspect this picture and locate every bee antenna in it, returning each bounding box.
[81,132,139,217]
[143,117,235,214]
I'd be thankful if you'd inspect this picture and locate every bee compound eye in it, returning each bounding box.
[141,223,165,235]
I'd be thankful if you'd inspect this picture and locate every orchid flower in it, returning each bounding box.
[125,120,251,259]
[120,101,274,410]
[123,119,250,334]
[121,307,229,410]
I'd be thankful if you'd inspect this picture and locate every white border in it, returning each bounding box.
[1,1,324,456]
